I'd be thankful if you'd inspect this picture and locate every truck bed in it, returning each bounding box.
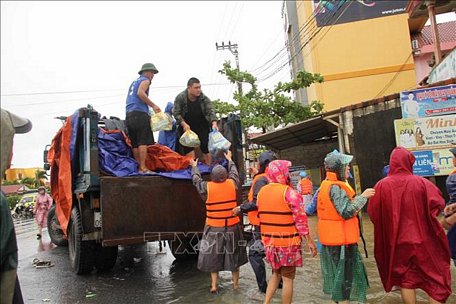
[100,175,206,246]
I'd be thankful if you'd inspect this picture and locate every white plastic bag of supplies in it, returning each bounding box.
[179,130,200,148]
[151,112,173,132]
[208,130,231,154]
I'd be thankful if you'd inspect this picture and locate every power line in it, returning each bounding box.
[3,93,125,107]
[1,82,232,97]
[251,2,340,81]
[257,1,352,82]
[248,1,327,76]
[374,52,413,99]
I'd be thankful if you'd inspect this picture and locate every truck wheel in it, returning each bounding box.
[47,206,68,247]
[68,207,95,274]
[95,244,118,272]
[168,235,200,260]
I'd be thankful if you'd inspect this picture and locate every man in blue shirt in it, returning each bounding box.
[126,63,162,174]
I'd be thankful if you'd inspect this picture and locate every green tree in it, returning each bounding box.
[35,170,47,186]
[19,177,36,188]
[1,179,20,186]
[7,195,21,209]
[213,61,324,132]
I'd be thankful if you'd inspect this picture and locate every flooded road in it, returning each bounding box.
[15,216,456,303]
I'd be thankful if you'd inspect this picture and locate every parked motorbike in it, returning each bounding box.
[11,202,34,219]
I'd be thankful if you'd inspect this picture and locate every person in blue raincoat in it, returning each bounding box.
[158,102,177,151]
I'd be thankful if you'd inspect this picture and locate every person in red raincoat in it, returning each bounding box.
[367,147,451,303]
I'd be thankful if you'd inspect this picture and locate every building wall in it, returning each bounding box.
[292,2,416,111]
[279,139,338,183]
[4,167,43,181]
[285,0,308,104]
[413,52,434,84]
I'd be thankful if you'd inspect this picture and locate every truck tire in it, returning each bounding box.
[168,235,200,260]
[94,244,118,272]
[47,205,68,247]
[68,207,95,274]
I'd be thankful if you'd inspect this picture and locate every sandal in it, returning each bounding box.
[32,258,54,268]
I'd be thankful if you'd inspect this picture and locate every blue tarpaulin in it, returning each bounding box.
[97,128,212,179]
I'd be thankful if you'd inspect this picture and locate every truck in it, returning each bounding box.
[44,105,244,274]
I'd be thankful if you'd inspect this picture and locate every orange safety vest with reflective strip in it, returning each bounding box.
[247,173,267,226]
[317,171,359,246]
[206,179,240,227]
[257,183,301,247]
[299,178,313,195]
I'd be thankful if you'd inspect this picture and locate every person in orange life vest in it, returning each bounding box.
[317,150,375,304]
[257,160,318,304]
[190,150,247,293]
[232,150,276,294]
[297,171,313,208]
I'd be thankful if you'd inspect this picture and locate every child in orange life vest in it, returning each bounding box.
[257,160,318,304]
[189,150,248,293]
[297,171,313,209]
[317,150,375,304]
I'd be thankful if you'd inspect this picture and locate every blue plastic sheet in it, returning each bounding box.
[97,127,212,179]
[98,130,138,177]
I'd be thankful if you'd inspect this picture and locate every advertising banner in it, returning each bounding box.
[412,148,455,177]
[313,0,407,27]
[394,115,456,150]
[428,49,456,84]
[400,84,456,118]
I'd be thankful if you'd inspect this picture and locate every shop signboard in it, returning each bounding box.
[394,115,456,151]
[400,84,456,119]
[313,0,407,27]
[412,148,454,177]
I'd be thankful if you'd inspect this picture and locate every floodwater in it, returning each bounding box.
[16,216,456,303]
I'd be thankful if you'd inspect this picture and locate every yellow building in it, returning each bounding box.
[284,0,417,111]
[4,167,45,181]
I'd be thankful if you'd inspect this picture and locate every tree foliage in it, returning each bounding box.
[213,61,324,131]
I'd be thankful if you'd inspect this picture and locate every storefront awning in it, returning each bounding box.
[250,115,338,151]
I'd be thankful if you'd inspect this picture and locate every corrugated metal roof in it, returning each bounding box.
[250,78,456,151]
[250,115,338,150]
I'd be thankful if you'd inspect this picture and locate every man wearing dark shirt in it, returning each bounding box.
[173,78,218,165]
[232,151,276,293]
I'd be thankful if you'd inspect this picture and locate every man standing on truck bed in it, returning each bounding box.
[173,77,218,165]
[125,63,162,174]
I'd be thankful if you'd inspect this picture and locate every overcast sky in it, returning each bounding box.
[1,1,290,168]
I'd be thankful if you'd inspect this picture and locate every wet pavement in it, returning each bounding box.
[15,216,456,303]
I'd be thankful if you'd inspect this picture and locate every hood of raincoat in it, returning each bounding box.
[324,149,353,181]
[388,147,415,176]
[164,102,173,115]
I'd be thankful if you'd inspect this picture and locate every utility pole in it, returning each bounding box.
[215,41,242,95]
[215,41,247,183]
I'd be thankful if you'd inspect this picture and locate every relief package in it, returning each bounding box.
[151,112,173,132]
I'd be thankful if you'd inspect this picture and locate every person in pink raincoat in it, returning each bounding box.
[34,186,52,240]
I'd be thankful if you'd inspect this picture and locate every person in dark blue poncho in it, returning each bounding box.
[158,102,177,151]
